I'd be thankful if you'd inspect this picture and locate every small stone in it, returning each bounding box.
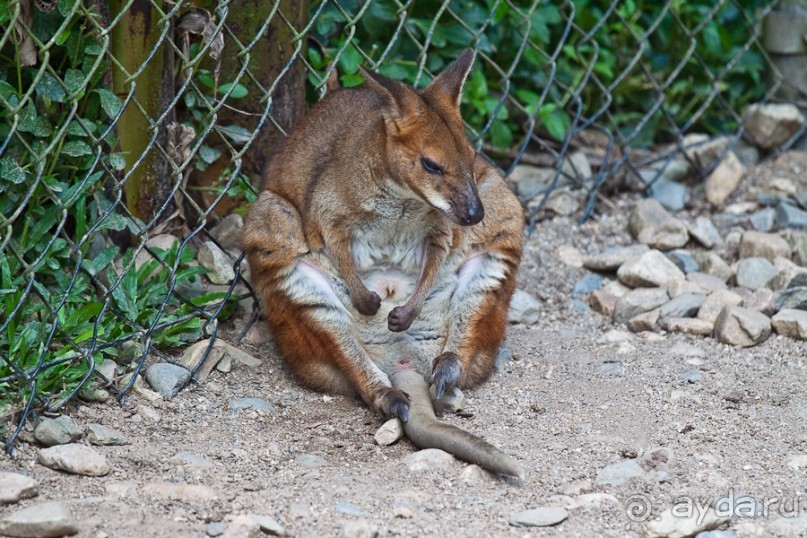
[696,531,738,538]
[767,257,807,290]
[545,189,580,216]
[430,385,466,415]
[618,250,686,288]
[776,286,807,310]
[207,522,227,537]
[0,473,38,505]
[507,165,555,199]
[295,454,327,468]
[692,252,734,282]
[555,245,583,267]
[375,419,404,446]
[37,444,110,476]
[175,452,214,468]
[735,258,779,290]
[245,514,284,536]
[645,506,728,538]
[393,506,413,519]
[77,387,109,403]
[557,480,592,496]
[215,340,263,368]
[648,176,688,212]
[771,309,807,339]
[228,398,276,413]
[742,288,776,315]
[786,455,807,469]
[666,318,714,335]
[508,289,541,325]
[179,339,226,383]
[572,274,605,296]
[680,369,702,383]
[222,515,260,538]
[629,199,689,250]
[598,330,634,344]
[659,293,706,323]
[0,501,78,538]
[749,208,776,232]
[688,217,723,249]
[595,459,645,486]
[33,416,83,447]
[508,507,568,528]
[687,271,729,292]
[242,323,273,346]
[776,201,807,229]
[341,520,379,538]
[744,103,805,149]
[614,288,670,324]
[136,404,161,422]
[199,240,236,285]
[705,151,746,207]
[666,250,699,274]
[85,424,128,446]
[495,347,513,371]
[95,359,117,385]
[787,231,807,266]
[663,279,708,298]
[210,214,244,251]
[602,279,632,297]
[587,290,617,318]
[739,231,791,260]
[564,150,593,181]
[141,481,217,503]
[669,343,705,358]
[698,290,744,325]
[583,244,650,272]
[336,502,367,517]
[145,363,190,399]
[714,306,772,347]
[627,309,659,333]
[404,448,456,472]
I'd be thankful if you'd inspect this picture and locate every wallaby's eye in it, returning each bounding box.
[421,157,443,175]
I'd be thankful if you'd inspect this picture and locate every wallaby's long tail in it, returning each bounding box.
[390,367,525,479]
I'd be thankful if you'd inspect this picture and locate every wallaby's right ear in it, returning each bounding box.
[360,67,421,125]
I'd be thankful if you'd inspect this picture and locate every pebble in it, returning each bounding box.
[430,385,466,414]
[37,444,110,476]
[627,309,659,333]
[141,481,217,503]
[680,369,702,383]
[687,271,728,292]
[659,293,706,322]
[768,257,807,290]
[144,363,191,399]
[336,502,368,516]
[664,279,708,298]
[698,290,744,325]
[198,240,236,284]
[771,308,807,339]
[628,199,689,250]
[0,501,78,538]
[688,216,723,249]
[739,231,791,260]
[648,176,688,212]
[295,454,328,468]
[602,279,632,297]
[508,507,569,528]
[495,347,513,371]
[85,424,129,446]
[179,339,226,383]
[666,250,699,274]
[245,514,284,536]
[136,404,162,422]
[508,164,554,199]
[583,244,649,272]
[788,230,807,266]
[403,448,455,472]
[598,329,634,344]
[645,506,728,538]
[572,274,605,296]
[508,289,542,325]
[0,473,38,505]
[705,151,746,207]
[714,306,772,347]
[735,257,779,290]
[341,520,379,538]
[776,286,807,310]
[696,531,738,538]
[228,398,276,413]
[744,102,805,149]
[749,207,776,231]
[33,416,83,447]
[618,250,686,288]
[210,213,244,251]
[555,244,584,267]
[459,464,495,484]
[596,361,623,376]
[666,318,714,335]
[175,452,214,468]
[594,459,645,486]
[222,515,260,538]
[742,288,776,315]
[614,288,670,324]
[216,340,264,368]
[587,290,617,318]
[691,252,734,283]
[207,522,227,537]
[374,419,404,446]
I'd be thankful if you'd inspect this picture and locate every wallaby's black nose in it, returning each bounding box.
[460,196,484,226]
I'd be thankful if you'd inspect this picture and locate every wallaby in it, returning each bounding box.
[243,49,525,475]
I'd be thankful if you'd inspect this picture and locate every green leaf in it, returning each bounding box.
[95,88,122,118]
[88,246,118,276]
[0,157,26,184]
[217,125,251,144]
[65,302,103,328]
[57,0,79,17]
[64,69,85,94]
[198,145,222,164]
[62,140,92,157]
[489,120,513,148]
[95,212,128,232]
[338,44,362,74]
[0,81,19,108]
[217,82,248,99]
[539,104,570,142]
[108,154,126,170]
[36,72,67,103]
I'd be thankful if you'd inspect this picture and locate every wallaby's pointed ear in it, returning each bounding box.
[360,67,421,124]
[423,48,476,109]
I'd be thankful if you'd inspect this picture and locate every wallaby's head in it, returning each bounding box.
[361,48,483,226]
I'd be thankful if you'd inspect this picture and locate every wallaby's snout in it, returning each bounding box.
[454,180,484,226]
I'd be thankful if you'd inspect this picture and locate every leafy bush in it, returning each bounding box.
[308,0,769,149]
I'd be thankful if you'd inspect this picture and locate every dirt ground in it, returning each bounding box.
[3,155,807,538]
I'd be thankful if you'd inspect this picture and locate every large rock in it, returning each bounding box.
[666,317,714,335]
[714,306,772,347]
[775,201,807,229]
[583,244,649,272]
[735,258,779,290]
[210,214,244,251]
[687,271,728,292]
[628,200,689,250]
[614,288,670,324]
[0,473,38,505]
[37,444,110,476]
[198,240,236,284]
[663,279,708,298]
[688,216,723,249]
[705,151,746,207]
[767,257,807,290]
[658,293,706,324]
[617,250,685,288]
[698,290,744,325]
[777,286,807,310]
[507,165,555,199]
[744,103,805,149]
[508,290,541,325]
[743,288,776,316]
[86,424,129,446]
[665,250,699,274]
[692,252,733,282]
[648,176,688,212]
[771,309,807,339]
[145,363,191,399]
[788,231,807,266]
[33,417,83,447]
[0,501,78,538]
[627,309,659,332]
[588,290,617,318]
[739,231,791,260]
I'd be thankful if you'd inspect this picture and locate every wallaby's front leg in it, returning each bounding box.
[323,227,381,316]
[388,235,450,332]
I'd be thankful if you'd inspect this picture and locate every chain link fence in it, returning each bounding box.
[0,0,795,450]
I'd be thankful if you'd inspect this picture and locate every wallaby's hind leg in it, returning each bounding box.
[243,190,410,420]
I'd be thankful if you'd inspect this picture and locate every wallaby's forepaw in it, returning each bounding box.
[387,304,419,332]
[354,289,382,316]
[432,352,463,399]
[375,388,411,422]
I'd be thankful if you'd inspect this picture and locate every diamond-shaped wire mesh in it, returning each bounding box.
[0,0,794,449]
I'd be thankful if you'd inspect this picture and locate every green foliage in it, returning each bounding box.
[308,0,769,148]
